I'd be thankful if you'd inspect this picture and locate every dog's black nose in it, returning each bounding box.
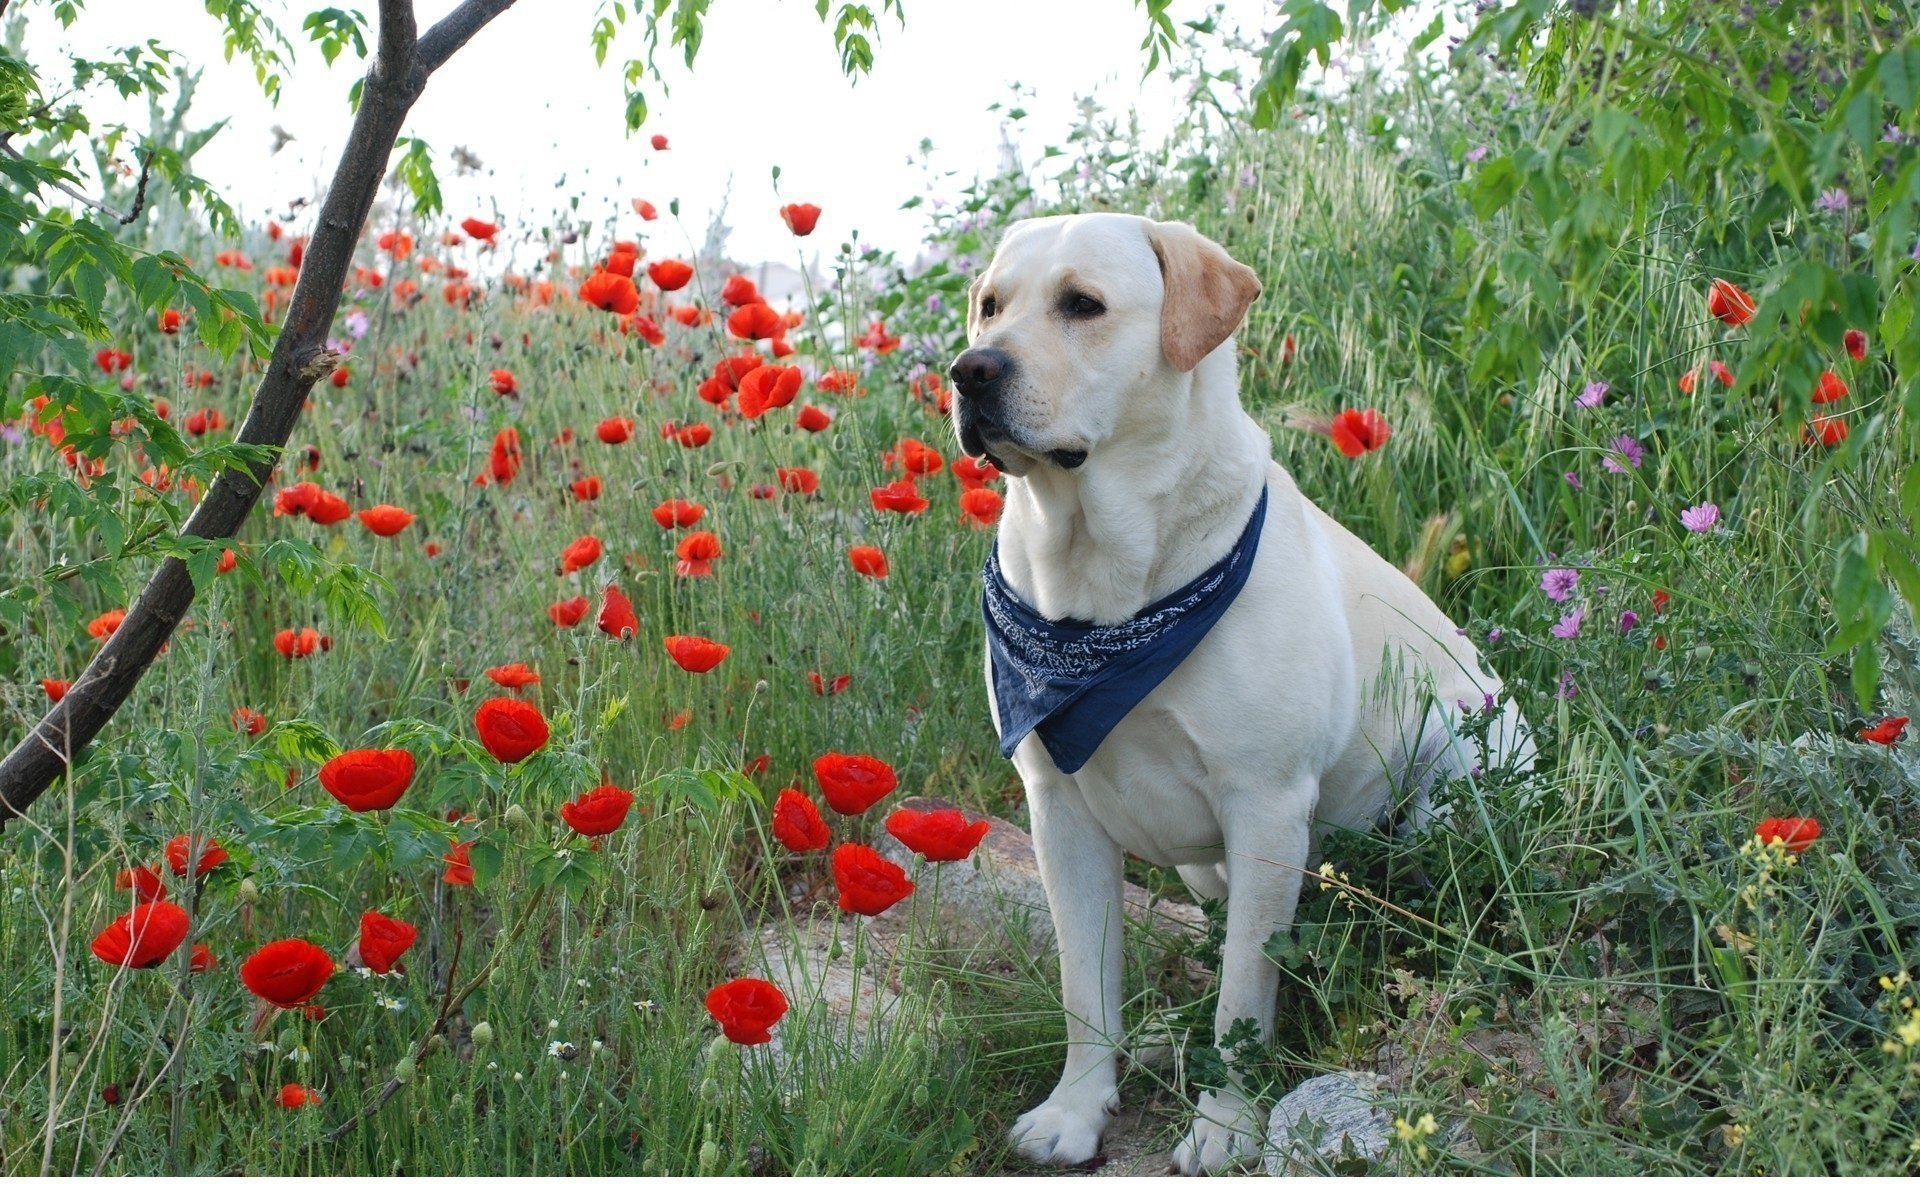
[950,347,1010,396]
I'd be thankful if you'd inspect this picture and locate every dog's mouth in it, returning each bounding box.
[958,412,1086,474]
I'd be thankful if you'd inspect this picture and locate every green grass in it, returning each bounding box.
[5,25,1920,1178]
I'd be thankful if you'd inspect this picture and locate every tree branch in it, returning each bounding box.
[0,0,521,826]
[418,0,518,74]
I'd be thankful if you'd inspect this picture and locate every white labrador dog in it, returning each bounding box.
[948,214,1531,1174]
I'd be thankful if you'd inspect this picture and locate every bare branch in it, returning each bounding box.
[419,0,518,74]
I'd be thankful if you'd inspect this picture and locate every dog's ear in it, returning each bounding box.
[1147,221,1262,373]
[965,273,985,342]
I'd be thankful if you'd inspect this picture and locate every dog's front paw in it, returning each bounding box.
[1172,1088,1263,1175]
[1008,1085,1117,1166]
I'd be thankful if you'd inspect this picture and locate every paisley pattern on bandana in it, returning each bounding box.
[983,487,1269,774]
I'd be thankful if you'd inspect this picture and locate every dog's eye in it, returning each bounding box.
[1065,293,1105,318]
[980,296,997,320]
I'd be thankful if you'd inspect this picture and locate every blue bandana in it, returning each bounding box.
[983,486,1269,774]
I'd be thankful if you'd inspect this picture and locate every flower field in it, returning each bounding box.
[5,0,1920,1178]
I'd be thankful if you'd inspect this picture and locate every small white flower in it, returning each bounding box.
[286,1046,311,1064]
[487,1061,498,1071]
[547,1018,560,1030]
[577,977,589,989]
[376,995,407,1012]
[512,1072,524,1082]
[547,1040,576,1058]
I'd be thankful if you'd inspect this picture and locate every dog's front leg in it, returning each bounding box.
[1009,782,1125,1166]
[1172,798,1312,1175]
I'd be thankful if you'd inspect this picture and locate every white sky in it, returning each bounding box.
[25,0,1279,267]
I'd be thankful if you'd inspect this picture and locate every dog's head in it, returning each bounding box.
[949,214,1261,476]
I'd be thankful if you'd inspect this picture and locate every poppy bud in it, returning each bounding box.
[471,1021,494,1048]
[503,804,531,832]
[698,1141,720,1171]
[277,1027,303,1052]
[394,1057,416,1084]
[238,877,261,903]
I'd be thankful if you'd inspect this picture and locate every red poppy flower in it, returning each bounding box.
[951,454,1001,489]
[1330,408,1391,457]
[240,938,333,1007]
[1678,360,1736,394]
[1811,370,1848,404]
[647,259,694,291]
[795,404,832,433]
[597,585,640,638]
[159,307,183,334]
[1861,716,1910,746]
[832,843,914,916]
[663,635,730,673]
[1844,329,1868,361]
[485,662,541,690]
[885,806,992,862]
[650,133,669,150]
[357,504,415,537]
[319,747,417,812]
[277,1083,321,1109]
[1652,588,1672,614]
[959,487,1004,527]
[580,271,640,314]
[776,466,819,495]
[812,752,898,816]
[675,531,723,578]
[721,274,762,306]
[189,943,216,973]
[652,498,705,529]
[737,365,803,417]
[88,609,127,639]
[808,671,852,696]
[1753,816,1821,853]
[780,203,822,236]
[771,788,831,851]
[596,415,636,444]
[857,320,901,355]
[91,900,189,969]
[1707,278,1757,326]
[666,421,713,448]
[561,534,603,574]
[727,302,786,341]
[1803,416,1849,447]
[443,840,476,886]
[358,911,417,974]
[571,475,604,502]
[561,783,635,837]
[329,366,351,389]
[273,627,325,659]
[889,438,944,477]
[116,864,167,902]
[870,479,929,515]
[848,545,888,578]
[705,977,789,1045]
[461,217,499,242]
[550,594,590,628]
[816,369,862,396]
[165,833,228,878]
[602,249,639,278]
[633,198,660,220]
[474,696,550,764]
[41,678,68,702]
[489,427,523,486]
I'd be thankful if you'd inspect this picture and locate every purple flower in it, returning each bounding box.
[1576,380,1609,409]
[1564,471,1582,491]
[1555,670,1579,700]
[1680,502,1721,533]
[1466,144,1490,163]
[925,295,944,313]
[1541,567,1580,602]
[1602,435,1644,475]
[343,309,371,338]
[1487,627,1502,645]
[1619,609,1639,634]
[1551,607,1585,640]
[1815,187,1852,212]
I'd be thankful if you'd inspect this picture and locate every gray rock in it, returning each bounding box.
[1262,1071,1394,1176]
